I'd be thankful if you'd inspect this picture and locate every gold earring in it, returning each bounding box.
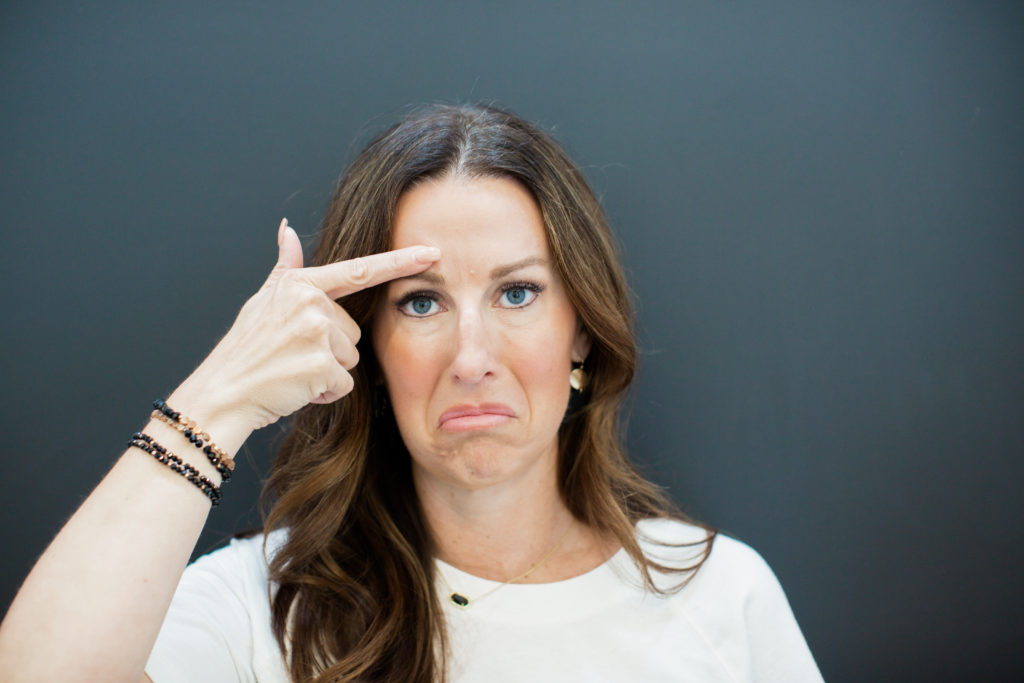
[569,363,588,392]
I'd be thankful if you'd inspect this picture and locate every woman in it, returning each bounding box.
[0,104,822,682]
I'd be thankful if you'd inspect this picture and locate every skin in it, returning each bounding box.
[373,176,609,582]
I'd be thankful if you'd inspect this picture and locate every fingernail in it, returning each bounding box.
[278,218,288,246]
[415,246,441,264]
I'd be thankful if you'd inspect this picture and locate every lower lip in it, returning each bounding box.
[439,413,513,432]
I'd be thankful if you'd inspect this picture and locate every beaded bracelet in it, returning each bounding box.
[128,432,222,506]
[151,398,235,482]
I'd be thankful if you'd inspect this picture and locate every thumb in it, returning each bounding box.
[275,218,304,270]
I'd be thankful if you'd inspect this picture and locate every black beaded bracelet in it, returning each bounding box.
[128,431,222,506]
[151,398,234,481]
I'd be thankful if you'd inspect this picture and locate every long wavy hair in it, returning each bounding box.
[262,103,715,682]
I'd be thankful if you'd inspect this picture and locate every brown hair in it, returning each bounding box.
[262,103,715,682]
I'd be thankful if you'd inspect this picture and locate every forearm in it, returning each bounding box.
[0,389,253,683]
[0,220,409,681]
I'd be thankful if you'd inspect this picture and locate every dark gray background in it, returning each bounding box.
[2,1,1021,681]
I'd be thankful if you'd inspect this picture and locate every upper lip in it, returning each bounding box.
[438,403,516,426]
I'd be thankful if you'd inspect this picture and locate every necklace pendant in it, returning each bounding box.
[450,592,470,608]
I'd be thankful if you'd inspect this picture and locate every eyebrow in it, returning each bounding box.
[489,256,547,280]
[394,256,548,286]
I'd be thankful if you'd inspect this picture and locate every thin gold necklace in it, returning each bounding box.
[436,519,576,608]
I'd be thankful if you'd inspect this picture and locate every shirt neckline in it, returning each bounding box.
[433,546,642,624]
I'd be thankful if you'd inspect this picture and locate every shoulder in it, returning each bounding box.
[634,519,824,681]
[180,529,288,602]
[634,517,783,600]
[190,529,287,574]
[147,530,291,681]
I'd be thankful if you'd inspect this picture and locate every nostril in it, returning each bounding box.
[451,347,491,384]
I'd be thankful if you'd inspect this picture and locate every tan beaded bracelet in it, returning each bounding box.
[151,398,235,482]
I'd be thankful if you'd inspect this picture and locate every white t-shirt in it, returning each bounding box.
[146,519,823,682]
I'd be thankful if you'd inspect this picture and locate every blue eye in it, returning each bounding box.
[499,282,542,308]
[398,294,441,317]
[505,288,527,305]
[410,297,434,315]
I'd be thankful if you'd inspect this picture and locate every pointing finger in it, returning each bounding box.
[303,246,441,299]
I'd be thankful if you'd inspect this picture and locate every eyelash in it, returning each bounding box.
[395,281,545,317]
[499,281,544,307]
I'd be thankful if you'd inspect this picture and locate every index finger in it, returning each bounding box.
[302,246,441,299]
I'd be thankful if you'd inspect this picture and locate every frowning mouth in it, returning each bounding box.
[438,404,516,432]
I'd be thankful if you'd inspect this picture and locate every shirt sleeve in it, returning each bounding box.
[739,544,824,683]
[662,527,824,683]
[145,535,272,683]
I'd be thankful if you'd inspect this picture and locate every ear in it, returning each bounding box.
[571,321,592,364]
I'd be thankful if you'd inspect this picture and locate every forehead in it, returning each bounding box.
[390,176,550,260]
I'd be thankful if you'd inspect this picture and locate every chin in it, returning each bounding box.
[420,439,538,489]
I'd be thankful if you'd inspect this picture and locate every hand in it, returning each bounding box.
[174,218,440,437]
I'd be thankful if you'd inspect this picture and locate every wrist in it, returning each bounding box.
[164,383,255,457]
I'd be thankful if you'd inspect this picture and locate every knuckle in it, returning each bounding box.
[296,286,322,307]
[295,310,324,337]
[342,346,360,370]
[306,315,331,336]
[313,352,338,376]
[348,258,371,285]
[279,280,317,308]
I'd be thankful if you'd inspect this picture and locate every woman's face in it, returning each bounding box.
[372,175,589,492]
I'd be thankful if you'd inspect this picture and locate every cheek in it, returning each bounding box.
[506,338,560,378]
[375,331,439,401]
[501,321,574,404]
[373,319,458,445]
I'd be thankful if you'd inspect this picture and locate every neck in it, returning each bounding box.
[414,460,616,584]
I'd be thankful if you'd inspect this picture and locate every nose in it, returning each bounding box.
[450,306,495,385]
